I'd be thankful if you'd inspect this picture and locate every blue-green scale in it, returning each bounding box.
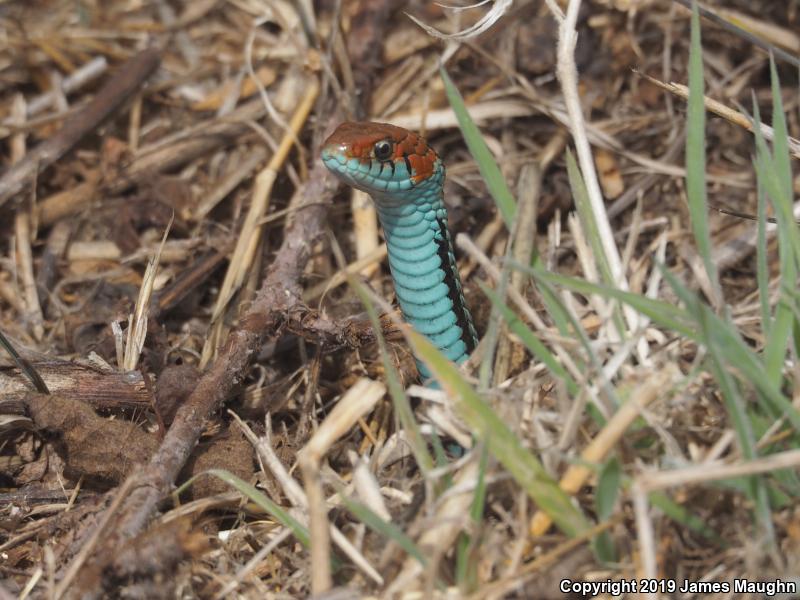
[322,143,478,383]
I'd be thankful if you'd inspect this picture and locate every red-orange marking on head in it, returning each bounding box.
[407,151,435,183]
[323,121,439,182]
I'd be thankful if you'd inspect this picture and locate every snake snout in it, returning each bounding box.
[320,145,345,166]
[321,146,369,193]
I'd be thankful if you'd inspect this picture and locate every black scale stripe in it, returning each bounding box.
[435,217,477,353]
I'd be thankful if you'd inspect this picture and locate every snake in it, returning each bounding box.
[321,121,478,380]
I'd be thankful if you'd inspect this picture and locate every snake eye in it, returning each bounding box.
[373,140,393,161]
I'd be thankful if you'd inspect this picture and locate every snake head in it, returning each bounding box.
[321,121,443,199]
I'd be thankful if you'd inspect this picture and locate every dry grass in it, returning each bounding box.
[0,0,798,598]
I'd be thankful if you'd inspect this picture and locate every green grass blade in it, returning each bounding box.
[456,445,489,590]
[478,241,513,389]
[752,63,798,386]
[566,149,615,288]
[649,492,724,544]
[535,262,800,432]
[529,254,576,340]
[696,308,773,541]
[701,316,758,461]
[768,55,792,203]
[440,67,516,228]
[526,252,589,380]
[756,180,771,337]
[429,427,452,472]
[480,282,579,395]
[762,256,794,386]
[751,115,790,380]
[190,469,311,547]
[407,329,592,538]
[530,268,696,338]
[686,1,720,298]
[752,101,800,272]
[469,444,489,523]
[592,457,621,562]
[534,275,621,413]
[659,265,800,431]
[338,490,428,567]
[565,150,628,343]
[596,457,621,520]
[344,269,435,474]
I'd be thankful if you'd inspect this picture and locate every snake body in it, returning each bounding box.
[321,121,477,379]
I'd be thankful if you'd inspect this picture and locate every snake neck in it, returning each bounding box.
[372,189,477,378]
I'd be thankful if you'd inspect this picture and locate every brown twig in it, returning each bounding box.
[85,157,339,564]
[65,114,340,597]
[636,69,800,160]
[66,3,399,595]
[670,0,800,69]
[0,358,154,410]
[0,46,162,210]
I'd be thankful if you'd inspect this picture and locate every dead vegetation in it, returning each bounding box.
[0,0,798,598]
